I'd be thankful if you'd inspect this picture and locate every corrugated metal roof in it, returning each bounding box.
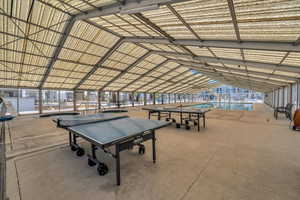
[1,0,299,93]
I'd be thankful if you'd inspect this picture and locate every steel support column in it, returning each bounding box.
[117,91,120,108]
[73,90,77,111]
[132,92,134,107]
[144,93,147,106]
[289,84,293,104]
[39,89,42,114]
[98,90,102,110]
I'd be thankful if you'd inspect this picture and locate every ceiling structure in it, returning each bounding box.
[1,0,300,94]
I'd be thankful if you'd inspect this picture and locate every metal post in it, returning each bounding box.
[282,87,285,106]
[272,89,275,107]
[162,94,164,104]
[152,131,156,163]
[17,89,20,115]
[98,90,101,110]
[277,89,280,107]
[39,89,42,114]
[115,144,120,186]
[153,93,156,105]
[117,91,120,108]
[132,92,134,107]
[144,93,147,106]
[168,93,171,104]
[289,84,293,104]
[174,94,176,103]
[58,90,61,111]
[73,90,77,111]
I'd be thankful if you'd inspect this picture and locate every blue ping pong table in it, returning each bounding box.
[53,113,170,185]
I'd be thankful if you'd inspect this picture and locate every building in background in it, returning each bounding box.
[197,85,263,103]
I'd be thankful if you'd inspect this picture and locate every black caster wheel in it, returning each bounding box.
[71,145,77,151]
[194,121,198,126]
[88,159,97,167]
[172,119,176,123]
[138,145,145,155]
[76,148,85,157]
[97,163,109,176]
[185,126,191,130]
[176,124,180,128]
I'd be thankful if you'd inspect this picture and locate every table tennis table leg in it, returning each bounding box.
[180,112,183,125]
[203,114,206,128]
[158,111,161,120]
[68,132,72,147]
[73,133,77,145]
[148,111,151,119]
[115,144,121,186]
[91,144,97,159]
[152,131,156,163]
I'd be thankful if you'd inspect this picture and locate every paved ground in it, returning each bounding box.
[5,103,300,200]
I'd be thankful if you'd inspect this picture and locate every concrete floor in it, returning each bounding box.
[5,103,300,200]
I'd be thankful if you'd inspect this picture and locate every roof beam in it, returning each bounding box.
[99,51,152,91]
[165,80,210,93]
[170,59,299,82]
[172,83,210,94]
[221,73,286,85]
[144,70,189,93]
[134,65,186,92]
[142,65,198,92]
[118,59,169,91]
[74,38,124,89]
[84,19,123,38]
[134,63,184,92]
[227,0,241,42]
[152,50,300,73]
[124,37,300,52]
[39,17,76,88]
[133,13,174,41]
[75,0,187,20]
[211,78,276,92]
[225,80,277,91]
[203,71,280,89]
[227,0,250,85]
[169,81,210,93]
[166,4,202,41]
[158,77,210,93]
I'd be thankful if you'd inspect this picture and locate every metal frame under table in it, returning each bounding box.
[54,114,170,185]
[143,107,209,131]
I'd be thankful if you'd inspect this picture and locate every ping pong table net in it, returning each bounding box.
[57,115,128,127]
